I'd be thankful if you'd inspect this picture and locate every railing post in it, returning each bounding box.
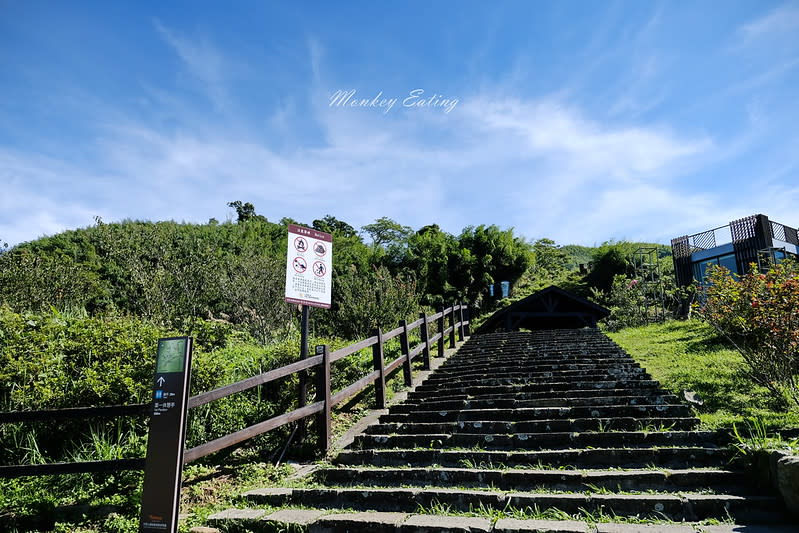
[448,303,456,348]
[457,302,465,341]
[464,305,471,337]
[399,320,412,386]
[419,312,431,370]
[371,328,386,409]
[315,345,331,454]
[437,306,445,357]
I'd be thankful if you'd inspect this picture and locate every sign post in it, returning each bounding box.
[284,225,333,414]
[139,337,193,533]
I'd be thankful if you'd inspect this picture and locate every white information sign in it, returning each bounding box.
[284,224,333,309]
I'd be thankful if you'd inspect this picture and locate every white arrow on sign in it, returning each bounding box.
[157,377,166,387]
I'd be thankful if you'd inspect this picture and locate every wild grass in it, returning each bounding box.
[607,319,799,430]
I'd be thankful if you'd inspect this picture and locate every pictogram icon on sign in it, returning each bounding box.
[293,257,307,273]
[313,261,326,277]
[313,242,327,256]
[294,236,308,252]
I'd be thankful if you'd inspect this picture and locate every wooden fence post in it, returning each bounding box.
[458,302,465,341]
[371,328,386,409]
[464,305,471,337]
[437,306,445,358]
[419,312,431,370]
[399,320,412,386]
[448,303,456,348]
[315,345,331,454]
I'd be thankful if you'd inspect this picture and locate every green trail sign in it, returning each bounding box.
[139,337,193,533]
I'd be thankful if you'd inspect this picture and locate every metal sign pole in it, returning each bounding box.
[299,304,309,407]
[139,337,193,533]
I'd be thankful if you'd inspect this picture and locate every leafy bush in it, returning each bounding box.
[321,265,419,339]
[698,260,799,407]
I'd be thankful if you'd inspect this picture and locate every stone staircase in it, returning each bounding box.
[207,330,791,532]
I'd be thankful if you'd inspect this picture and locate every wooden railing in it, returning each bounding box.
[0,303,470,478]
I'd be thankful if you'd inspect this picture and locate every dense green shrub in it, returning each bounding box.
[698,260,799,407]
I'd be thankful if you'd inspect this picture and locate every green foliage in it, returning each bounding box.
[457,225,532,305]
[698,260,799,407]
[227,200,266,223]
[361,217,413,247]
[223,253,294,344]
[584,241,637,293]
[514,239,573,297]
[0,250,103,313]
[321,265,419,339]
[591,275,647,332]
[608,320,799,430]
[312,215,357,238]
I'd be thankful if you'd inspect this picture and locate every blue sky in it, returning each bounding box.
[1,1,798,247]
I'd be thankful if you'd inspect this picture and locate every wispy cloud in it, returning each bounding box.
[153,20,232,111]
[738,3,799,44]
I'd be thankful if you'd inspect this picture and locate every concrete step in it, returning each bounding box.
[412,368,651,390]
[434,360,642,373]
[389,394,681,413]
[379,404,694,423]
[334,446,731,469]
[242,486,781,522]
[207,508,798,532]
[314,466,750,493]
[409,380,664,396]
[353,429,717,452]
[422,369,650,390]
[365,417,702,436]
[425,365,645,381]
[404,388,672,404]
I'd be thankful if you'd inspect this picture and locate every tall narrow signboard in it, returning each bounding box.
[284,224,333,309]
[285,225,333,413]
[139,337,193,533]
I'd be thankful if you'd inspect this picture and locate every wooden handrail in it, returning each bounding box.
[1,302,471,474]
[188,354,323,408]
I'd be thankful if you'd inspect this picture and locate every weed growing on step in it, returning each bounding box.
[638,421,677,435]
[730,417,799,460]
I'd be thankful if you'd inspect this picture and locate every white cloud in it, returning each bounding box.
[0,86,720,248]
[739,3,799,44]
[153,20,232,111]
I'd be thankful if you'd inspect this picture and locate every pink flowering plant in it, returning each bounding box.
[697,259,799,407]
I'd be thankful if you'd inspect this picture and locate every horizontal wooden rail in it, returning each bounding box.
[183,401,324,463]
[0,458,146,478]
[409,342,425,360]
[407,317,424,329]
[1,301,471,476]
[331,369,380,406]
[383,325,404,341]
[384,353,406,375]
[188,354,323,409]
[330,336,378,363]
[0,403,149,424]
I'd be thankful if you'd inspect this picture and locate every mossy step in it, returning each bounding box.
[427,363,643,378]
[390,394,680,413]
[404,388,671,403]
[241,486,780,522]
[333,446,730,469]
[420,370,648,387]
[379,404,693,423]
[365,417,702,436]
[315,466,748,493]
[411,380,663,396]
[354,429,716,452]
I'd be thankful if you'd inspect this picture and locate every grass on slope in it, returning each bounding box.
[607,320,799,430]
